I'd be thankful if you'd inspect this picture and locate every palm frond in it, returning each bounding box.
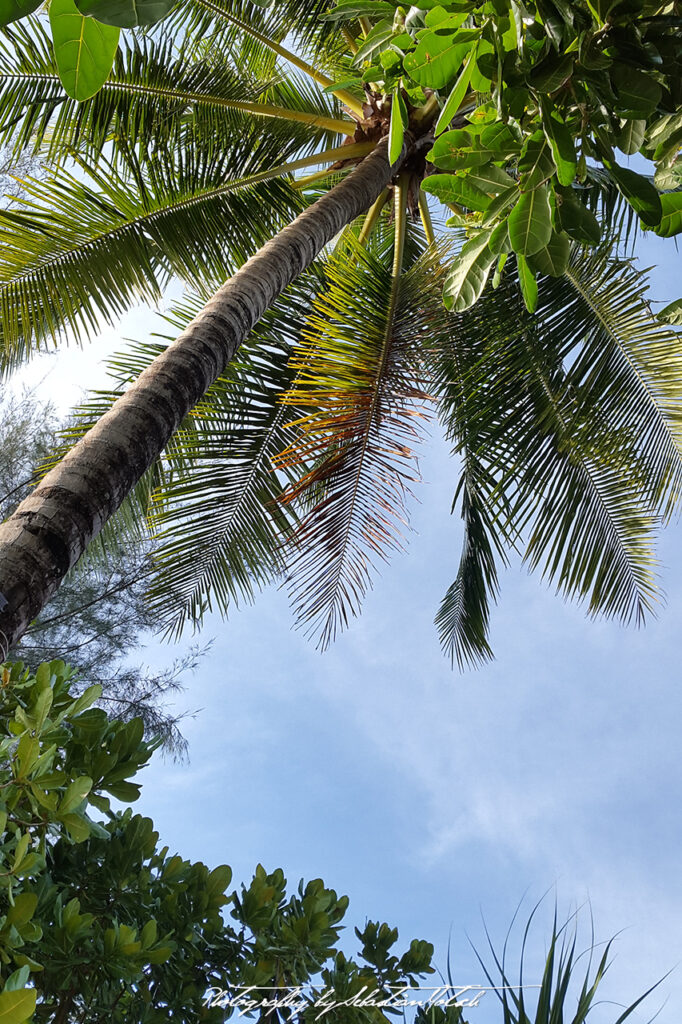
[434,469,508,670]
[435,251,679,633]
[43,275,328,634]
[0,23,350,164]
[0,130,303,371]
[165,0,349,86]
[427,282,524,669]
[141,282,318,637]
[544,246,682,518]
[276,236,442,649]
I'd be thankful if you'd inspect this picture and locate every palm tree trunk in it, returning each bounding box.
[0,138,403,659]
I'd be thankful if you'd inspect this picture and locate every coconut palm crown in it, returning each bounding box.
[0,0,682,667]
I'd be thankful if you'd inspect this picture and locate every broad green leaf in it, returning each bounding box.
[60,812,91,842]
[353,19,394,64]
[616,119,646,156]
[423,6,467,29]
[442,229,496,311]
[206,863,232,898]
[5,895,37,927]
[554,188,601,245]
[653,164,680,191]
[519,130,556,190]
[478,121,522,158]
[388,89,407,165]
[0,0,40,26]
[68,684,102,716]
[403,30,478,89]
[434,48,475,135]
[428,129,476,169]
[12,833,30,872]
[75,0,174,26]
[517,254,538,313]
[541,106,576,186]
[527,230,570,276]
[324,0,397,19]
[32,686,52,730]
[0,987,36,1024]
[612,66,661,118]
[653,191,682,238]
[605,160,662,227]
[489,218,511,254]
[421,173,491,212]
[140,919,158,947]
[508,185,552,256]
[147,945,174,964]
[467,163,517,196]
[105,780,141,801]
[49,0,119,101]
[657,298,682,325]
[34,662,52,688]
[528,53,573,92]
[59,775,93,814]
[3,967,30,993]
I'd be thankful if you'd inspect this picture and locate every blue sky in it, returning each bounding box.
[14,228,682,1024]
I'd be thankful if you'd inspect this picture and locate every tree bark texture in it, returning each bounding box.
[0,139,402,658]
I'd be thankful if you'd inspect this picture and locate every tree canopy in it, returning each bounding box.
[0,0,681,666]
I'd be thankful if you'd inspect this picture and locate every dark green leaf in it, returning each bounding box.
[519,130,556,191]
[517,254,538,312]
[604,160,662,227]
[612,65,661,118]
[527,230,571,276]
[508,185,553,256]
[75,0,174,27]
[0,0,41,27]
[554,187,601,245]
[615,118,646,156]
[541,105,576,186]
[653,190,682,237]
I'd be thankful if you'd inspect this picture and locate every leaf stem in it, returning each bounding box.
[391,173,410,279]
[418,189,435,245]
[357,188,389,246]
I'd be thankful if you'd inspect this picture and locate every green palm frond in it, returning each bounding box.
[0,23,351,164]
[514,325,661,625]
[436,251,681,641]
[428,246,682,663]
[428,282,523,669]
[0,131,303,371]
[168,0,347,73]
[276,235,442,649]
[434,468,508,670]
[142,287,314,637]
[558,247,682,518]
[41,276,326,635]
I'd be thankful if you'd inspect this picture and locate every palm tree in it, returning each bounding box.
[0,0,680,667]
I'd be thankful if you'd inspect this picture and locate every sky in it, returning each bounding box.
[10,226,682,1024]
